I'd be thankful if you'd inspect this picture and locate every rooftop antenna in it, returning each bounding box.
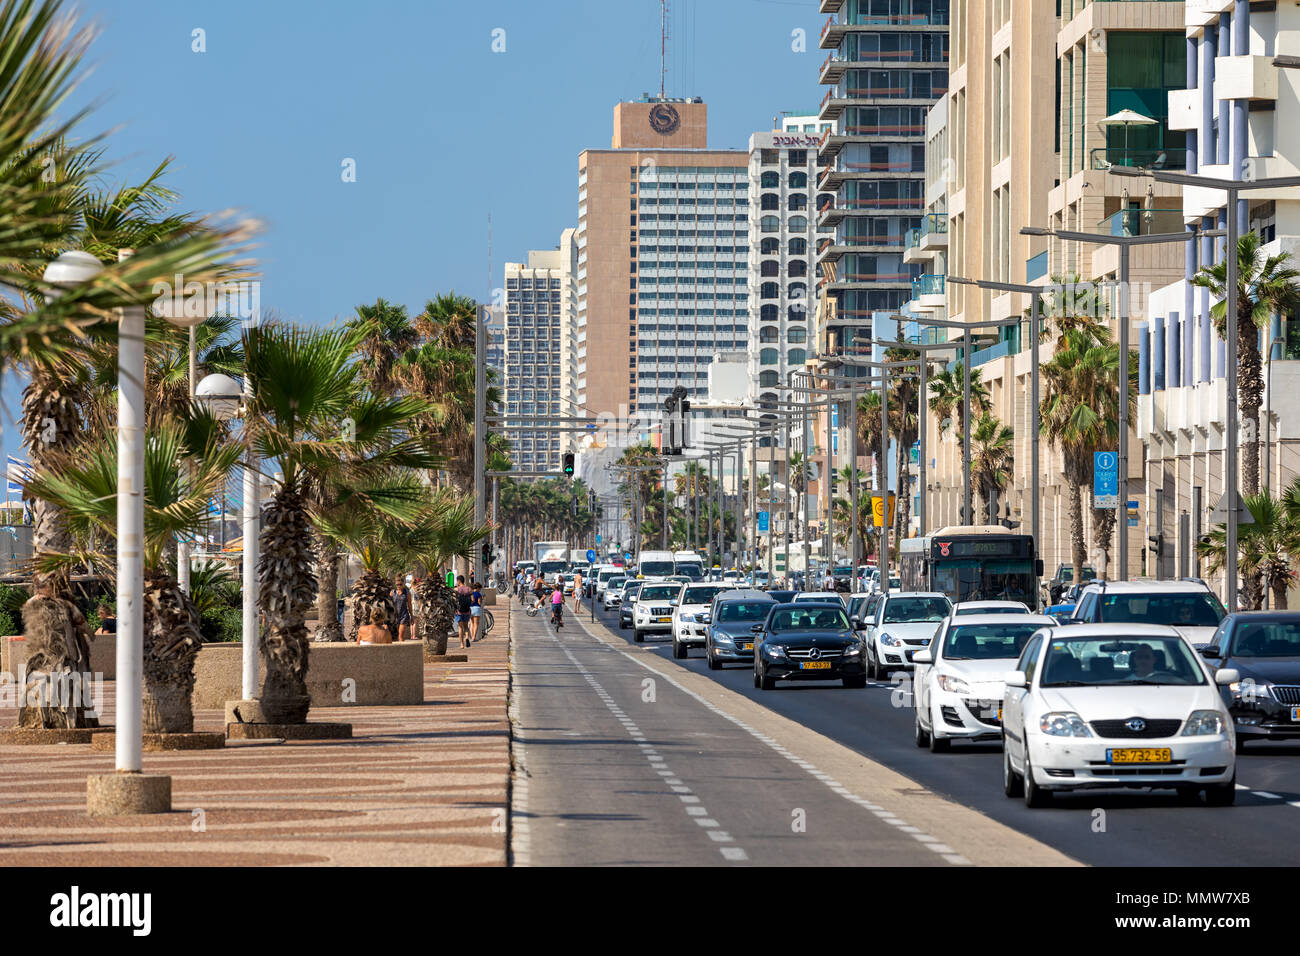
[660,0,668,99]
[487,211,492,303]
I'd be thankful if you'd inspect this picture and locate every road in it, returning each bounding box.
[524,596,1300,867]
[509,599,1072,866]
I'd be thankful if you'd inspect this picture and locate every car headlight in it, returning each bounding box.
[1182,710,1226,736]
[679,613,694,623]
[880,633,902,647]
[841,641,862,656]
[764,644,787,659]
[712,632,733,645]
[699,614,711,624]
[1228,678,1269,701]
[1039,712,1092,737]
[937,674,971,694]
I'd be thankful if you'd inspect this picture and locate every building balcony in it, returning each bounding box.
[911,273,945,311]
[820,11,950,48]
[1214,55,1278,103]
[818,159,921,190]
[1026,250,1048,283]
[1089,146,1187,171]
[1098,207,1186,237]
[819,0,843,13]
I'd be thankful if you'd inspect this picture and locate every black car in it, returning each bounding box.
[1201,611,1300,750]
[752,602,867,690]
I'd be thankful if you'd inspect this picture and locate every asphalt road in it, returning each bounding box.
[562,596,1300,867]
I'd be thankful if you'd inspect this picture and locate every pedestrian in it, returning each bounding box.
[469,577,484,642]
[392,575,413,642]
[572,568,584,613]
[94,600,116,636]
[454,575,473,648]
[357,606,394,645]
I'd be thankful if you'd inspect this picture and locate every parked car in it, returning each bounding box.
[913,615,1055,752]
[1068,580,1226,646]
[705,593,778,669]
[860,592,953,679]
[632,582,683,643]
[617,580,643,630]
[671,583,732,658]
[1002,623,1238,807]
[1199,611,1300,751]
[751,602,868,690]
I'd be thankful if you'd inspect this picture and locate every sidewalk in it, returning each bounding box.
[0,611,511,866]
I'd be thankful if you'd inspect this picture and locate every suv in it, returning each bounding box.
[632,582,683,643]
[1068,580,1226,646]
[860,591,953,679]
[671,583,732,659]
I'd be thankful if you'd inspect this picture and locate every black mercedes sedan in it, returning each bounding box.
[1200,611,1300,750]
[752,602,867,690]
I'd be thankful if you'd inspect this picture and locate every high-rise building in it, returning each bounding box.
[503,229,578,474]
[746,120,821,421]
[577,97,749,419]
[816,0,951,361]
[484,304,506,383]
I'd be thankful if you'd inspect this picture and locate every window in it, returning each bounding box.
[760,348,779,365]
[787,348,807,365]
[787,193,808,211]
[760,215,780,233]
[760,282,779,299]
[760,171,780,188]
[788,237,807,255]
[787,327,807,343]
[789,215,808,232]
[788,171,808,189]
[760,237,779,254]
[761,193,780,211]
[761,149,779,165]
[788,149,807,166]
[759,326,779,343]
[1017,634,1043,684]
[760,304,778,322]
[788,282,807,300]
[760,260,779,277]
[788,260,808,277]
[759,370,779,387]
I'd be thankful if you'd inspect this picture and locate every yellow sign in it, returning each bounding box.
[871,493,896,528]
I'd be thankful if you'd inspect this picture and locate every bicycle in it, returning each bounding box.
[479,608,495,634]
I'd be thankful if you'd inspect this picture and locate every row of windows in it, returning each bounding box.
[757,305,810,321]
[639,245,746,254]
[758,348,807,365]
[505,278,561,289]
[758,260,808,277]
[636,292,749,301]
[757,327,807,343]
[637,198,748,207]
[759,193,810,211]
[759,282,808,299]
[759,215,811,233]
[637,262,746,273]
[637,324,748,333]
[758,171,812,189]
[636,308,748,317]
[638,230,748,238]
[636,174,746,185]
[638,214,749,223]
[636,276,747,286]
[759,237,809,255]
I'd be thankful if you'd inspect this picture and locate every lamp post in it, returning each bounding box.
[1095,165,1300,608]
[196,371,260,711]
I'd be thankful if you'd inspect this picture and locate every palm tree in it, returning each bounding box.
[405,494,491,654]
[971,413,1013,523]
[787,450,814,555]
[26,415,239,732]
[243,323,432,724]
[1200,488,1300,609]
[347,298,418,395]
[1040,324,1137,585]
[927,362,991,437]
[1193,232,1300,496]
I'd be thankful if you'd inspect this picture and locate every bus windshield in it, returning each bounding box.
[640,561,674,576]
[932,559,1036,606]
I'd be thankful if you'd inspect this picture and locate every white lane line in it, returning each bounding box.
[1254,791,1281,799]
[569,613,969,866]
[546,625,749,864]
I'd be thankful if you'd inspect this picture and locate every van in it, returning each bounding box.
[637,550,677,581]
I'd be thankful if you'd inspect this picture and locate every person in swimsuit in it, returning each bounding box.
[357,606,394,645]
[392,576,413,642]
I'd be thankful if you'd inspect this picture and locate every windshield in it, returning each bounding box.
[942,622,1043,660]
[1039,635,1206,686]
[622,582,643,597]
[932,559,1037,605]
[683,586,724,605]
[641,561,674,576]
[955,605,1028,616]
[882,597,951,623]
[539,561,566,575]
[769,606,851,632]
[606,578,625,590]
[640,585,679,601]
[1097,592,1225,628]
[1229,620,1300,657]
[1058,566,1096,583]
[833,566,853,576]
[719,601,774,622]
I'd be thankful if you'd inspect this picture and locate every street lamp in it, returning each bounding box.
[196,371,262,717]
[1107,164,1300,608]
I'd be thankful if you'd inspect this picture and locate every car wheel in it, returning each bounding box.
[914,712,930,748]
[928,726,950,753]
[753,668,761,689]
[867,651,879,680]
[759,667,777,691]
[1022,750,1052,807]
[672,639,686,659]
[843,674,867,689]
[1205,772,1237,807]
[1235,736,1248,755]
[707,652,721,671]
[1175,786,1202,805]
[1002,744,1023,798]
[634,629,644,643]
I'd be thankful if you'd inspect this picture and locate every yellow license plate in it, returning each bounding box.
[740,643,753,652]
[1106,748,1172,764]
[656,617,671,623]
[996,708,1002,723]
[800,661,832,670]
[1292,707,1300,721]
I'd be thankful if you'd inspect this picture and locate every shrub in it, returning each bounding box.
[0,608,16,637]
[200,605,243,643]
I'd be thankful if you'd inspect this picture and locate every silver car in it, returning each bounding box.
[705,593,778,670]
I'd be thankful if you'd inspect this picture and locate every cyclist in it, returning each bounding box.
[551,580,565,628]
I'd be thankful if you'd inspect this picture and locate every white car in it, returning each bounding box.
[671,583,732,659]
[913,614,1056,753]
[594,567,624,603]
[793,591,846,607]
[862,592,953,679]
[601,577,627,610]
[951,600,1032,616]
[632,582,682,643]
[1001,623,1238,807]
[1067,580,1226,646]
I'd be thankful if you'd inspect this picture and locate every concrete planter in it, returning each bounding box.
[192,641,424,710]
[3,633,116,680]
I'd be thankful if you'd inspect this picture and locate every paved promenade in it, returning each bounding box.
[0,613,510,866]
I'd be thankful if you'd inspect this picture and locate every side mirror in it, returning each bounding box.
[850,615,860,626]
[670,600,679,606]
[1200,646,1222,659]
[1214,668,1240,686]
[1035,559,1044,577]
[751,623,764,634]
[1005,671,1027,688]
[913,649,933,664]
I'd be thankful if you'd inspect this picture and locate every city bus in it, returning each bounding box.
[899,525,1043,610]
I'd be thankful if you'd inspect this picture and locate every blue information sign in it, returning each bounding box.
[758,511,770,533]
[586,548,597,563]
[1093,451,1118,509]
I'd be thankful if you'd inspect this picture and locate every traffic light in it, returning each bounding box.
[1147,534,1164,557]
[563,452,575,476]
[571,496,579,517]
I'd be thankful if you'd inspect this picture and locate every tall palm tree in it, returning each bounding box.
[787,450,814,554]
[1201,487,1300,609]
[1192,232,1300,496]
[927,362,991,436]
[971,413,1013,523]
[26,415,239,732]
[346,298,418,396]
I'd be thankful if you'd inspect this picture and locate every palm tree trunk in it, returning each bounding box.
[1238,302,1263,496]
[1068,480,1086,586]
[313,531,344,642]
[16,593,98,730]
[257,482,315,724]
[141,569,203,733]
[1272,576,1289,610]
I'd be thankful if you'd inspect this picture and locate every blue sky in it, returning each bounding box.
[2,0,824,466]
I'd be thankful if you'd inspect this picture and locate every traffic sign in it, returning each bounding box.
[1208,492,1254,526]
[758,511,770,533]
[1126,499,1139,528]
[586,548,597,563]
[1093,451,1118,509]
[870,492,896,528]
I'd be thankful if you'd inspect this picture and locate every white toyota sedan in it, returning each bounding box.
[1001,623,1238,807]
[913,614,1056,752]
